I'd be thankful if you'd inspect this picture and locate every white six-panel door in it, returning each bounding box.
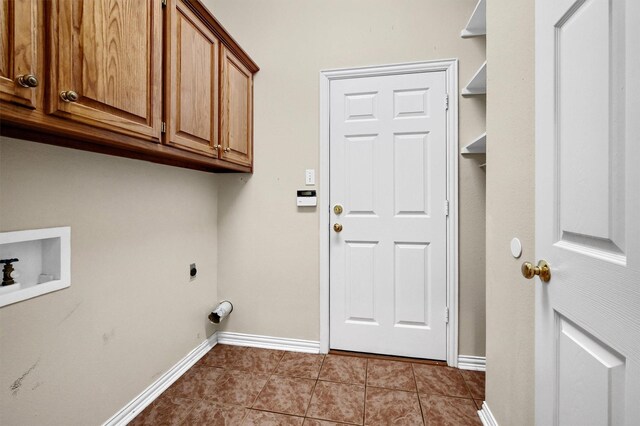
[329,71,448,360]
[536,0,640,424]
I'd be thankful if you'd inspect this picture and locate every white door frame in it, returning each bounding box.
[318,59,459,366]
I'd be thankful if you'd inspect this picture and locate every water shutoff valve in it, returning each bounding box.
[1,258,19,287]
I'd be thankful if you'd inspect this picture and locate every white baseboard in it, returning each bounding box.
[216,331,320,354]
[103,331,319,425]
[457,355,486,371]
[478,401,499,426]
[102,333,218,426]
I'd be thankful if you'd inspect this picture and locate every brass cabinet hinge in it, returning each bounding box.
[161,121,166,133]
[161,0,167,7]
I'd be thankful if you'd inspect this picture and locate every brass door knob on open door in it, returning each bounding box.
[333,223,343,232]
[521,260,551,282]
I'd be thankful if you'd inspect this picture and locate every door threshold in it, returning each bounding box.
[328,349,447,366]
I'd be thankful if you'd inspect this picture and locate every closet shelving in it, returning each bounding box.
[461,132,486,155]
[462,61,487,97]
[461,0,487,161]
[461,0,486,38]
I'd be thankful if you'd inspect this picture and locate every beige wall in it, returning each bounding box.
[1,2,491,422]
[209,0,487,356]
[485,0,535,424]
[0,138,219,425]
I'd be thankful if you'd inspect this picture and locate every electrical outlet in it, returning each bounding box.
[190,263,197,280]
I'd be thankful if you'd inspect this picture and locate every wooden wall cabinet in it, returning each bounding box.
[220,46,253,167]
[166,0,220,157]
[0,0,258,173]
[47,0,163,141]
[0,0,39,108]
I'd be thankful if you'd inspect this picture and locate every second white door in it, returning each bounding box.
[329,70,448,360]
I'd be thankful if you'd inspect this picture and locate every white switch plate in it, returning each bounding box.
[305,169,315,186]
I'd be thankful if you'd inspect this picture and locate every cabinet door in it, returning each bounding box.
[47,0,162,141]
[220,46,253,167]
[166,0,219,157]
[0,0,38,108]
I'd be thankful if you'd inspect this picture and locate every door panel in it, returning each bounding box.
[345,135,377,215]
[536,0,640,423]
[48,0,162,141]
[345,241,378,323]
[0,0,37,108]
[394,242,430,327]
[555,0,626,259]
[221,46,252,166]
[329,71,448,360]
[556,316,626,426]
[394,132,430,215]
[167,0,219,157]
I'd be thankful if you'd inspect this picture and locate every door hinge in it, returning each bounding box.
[444,200,449,217]
[445,307,449,323]
[161,0,167,7]
[161,121,166,133]
[445,94,449,110]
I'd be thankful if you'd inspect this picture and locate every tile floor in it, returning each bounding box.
[131,345,484,425]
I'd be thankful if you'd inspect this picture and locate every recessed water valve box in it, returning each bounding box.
[0,227,70,308]
[297,190,317,207]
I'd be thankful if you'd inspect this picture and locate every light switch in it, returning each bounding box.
[305,169,315,186]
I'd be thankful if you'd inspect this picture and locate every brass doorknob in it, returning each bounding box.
[333,223,343,232]
[16,74,38,88]
[60,90,79,102]
[521,260,551,282]
[334,204,343,214]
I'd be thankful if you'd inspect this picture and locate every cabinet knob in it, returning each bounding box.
[16,74,39,88]
[224,147,231,153]
[60,90,79,103]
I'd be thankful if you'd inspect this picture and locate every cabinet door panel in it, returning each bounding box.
[0,0,37,108]
[221,46,252,167]
[48,0,162,141]
[166,0,219,157]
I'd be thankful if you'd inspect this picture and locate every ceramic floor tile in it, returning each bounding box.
[242,410,304,425]
[252,375,316,416]
[232,347,285,373]
[364,387,423,425]
[460,370,485,400]
[412,364,470,398]
[164,365,226,400]
[306,381,365,425]
[276,352,325,379]
[319,355,367,385]
[303,419,351,425]
[130,395,194,426]
[366,359,416,392]
[179,400,247,425]
[420,394,481,426]
[207,369,270,407]
[199,344,247,369]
